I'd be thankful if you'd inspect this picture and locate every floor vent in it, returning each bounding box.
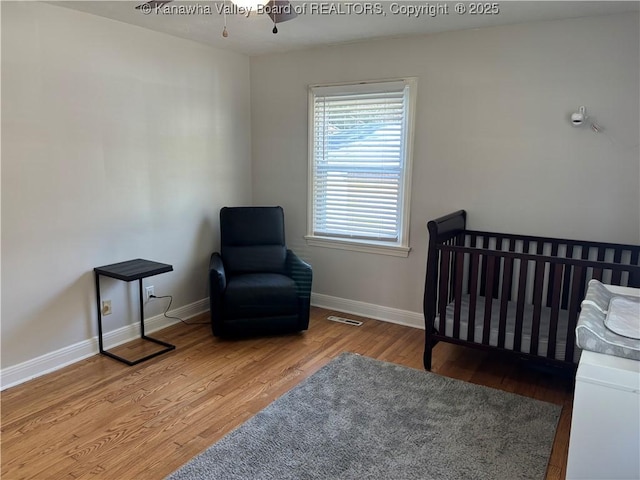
[327,315,363,326]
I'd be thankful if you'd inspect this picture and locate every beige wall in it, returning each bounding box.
[1,2,252,368]
[250,14,640,316]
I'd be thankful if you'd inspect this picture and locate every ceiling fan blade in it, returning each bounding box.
[266,0,298,23]
[135,0,173,10]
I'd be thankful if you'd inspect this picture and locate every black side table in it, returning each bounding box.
[94,258,176,365]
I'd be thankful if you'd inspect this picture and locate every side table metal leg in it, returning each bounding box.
[95,272,104,353]
[139,278,145,337]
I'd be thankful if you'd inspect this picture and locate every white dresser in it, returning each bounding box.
[566,285,640,480]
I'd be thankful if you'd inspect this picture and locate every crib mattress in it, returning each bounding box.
[435,294,580,363]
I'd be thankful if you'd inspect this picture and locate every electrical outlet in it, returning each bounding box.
[102,300,112,316]
[145,286,154,301]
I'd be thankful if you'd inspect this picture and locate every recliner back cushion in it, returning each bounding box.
[220,206,287,274]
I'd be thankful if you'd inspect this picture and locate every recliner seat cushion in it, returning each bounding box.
[223,273,298,319]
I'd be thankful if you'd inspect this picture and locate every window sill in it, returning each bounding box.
[304,235,411,257]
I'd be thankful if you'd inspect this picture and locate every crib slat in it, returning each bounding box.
[611,248,623,284]
[565,265,584,362]
[492,238,503,298]
[453,252,464,339]
[466,234,477,293]
[547,263,563,360]
[447,241,455,302]
[482,255,496,345]
[498,256,513,349]
[467,252,480,342]
[479,235,490,296]
[577,251,589,306]
[582,246,591,293]
[438,249,451,333]
[592,268,603,282]
[631,249,640,287]
[530,260,545,356]
[514,258,529,353]
[593,249,606,284]
[546,242,560,307]
[508,238,516,301]
[561,244,574,309]
[581,245,591,260]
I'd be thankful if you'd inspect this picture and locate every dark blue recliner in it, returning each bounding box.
[208,206,312,337]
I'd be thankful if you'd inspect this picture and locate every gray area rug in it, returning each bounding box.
[167,353,561,480]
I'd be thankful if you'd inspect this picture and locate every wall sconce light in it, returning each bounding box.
[570,106,587,127]
[570,106,602,132]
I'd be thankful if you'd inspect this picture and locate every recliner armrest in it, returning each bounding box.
[209,253,227,295]
[286,250,312,331]
[209,253,227,336]
[285,250,312,298]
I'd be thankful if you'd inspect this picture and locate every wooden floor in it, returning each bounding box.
[1,307,574,479]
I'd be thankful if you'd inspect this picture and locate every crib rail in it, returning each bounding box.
[464,230,640,298]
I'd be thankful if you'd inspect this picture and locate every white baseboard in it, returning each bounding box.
[311,293,424,330]
[0,298,209,391]
[1,294,421,391]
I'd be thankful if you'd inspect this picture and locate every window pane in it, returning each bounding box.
[311,81,411,243]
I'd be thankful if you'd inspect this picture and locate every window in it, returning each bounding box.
[306,78,417,257]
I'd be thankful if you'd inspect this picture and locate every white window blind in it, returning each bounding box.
[309,80,414,245]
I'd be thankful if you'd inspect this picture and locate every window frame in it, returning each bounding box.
[305,77,417,257]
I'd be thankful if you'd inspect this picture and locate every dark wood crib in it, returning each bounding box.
[423,210,640,372]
